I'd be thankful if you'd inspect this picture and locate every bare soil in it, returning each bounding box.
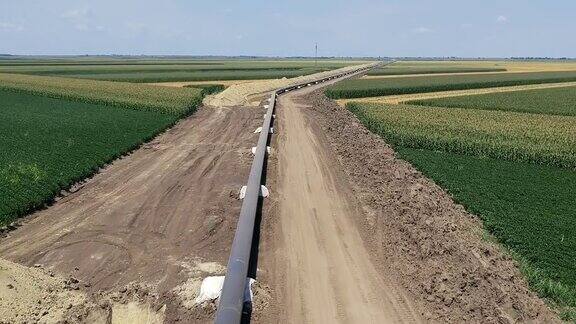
[0,104,264,323]
[259,85,422,323]
[0,257,171,323]
[267,88,559,323]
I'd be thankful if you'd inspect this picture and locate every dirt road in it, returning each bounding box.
[268,89,558,323]
[264,84,421,323]
[0,104,262,322]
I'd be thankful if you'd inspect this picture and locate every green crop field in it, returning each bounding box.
[347,86,576,316]
[367,61,506,75]
[0,73,203,115]
[397,148,576,314]
[367,66,506,75]
[0,70,212,225]
[0,89,183,225]
[185,83,226,96]
[408,85,576,116]
[326,71,576,99]
[347,102,576,168]
[0,58,360,83]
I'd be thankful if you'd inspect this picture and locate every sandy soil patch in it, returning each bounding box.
[0,258,90,323]
[0,258,167,323]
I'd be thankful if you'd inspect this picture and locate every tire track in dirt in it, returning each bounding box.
[264,84,422,323]
[0,104,263,322]
[294,90,560,323]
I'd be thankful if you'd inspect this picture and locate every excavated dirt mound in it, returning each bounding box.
[0,258,92,323]
[0,258,167,323]
[295,91,559,323]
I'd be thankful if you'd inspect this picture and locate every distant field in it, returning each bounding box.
[0,59,360,82]
[0,73,203,115]
[368,60,576,76]
[368,61,506,75]
[0,89,181,225]
[367,67,506,75]
[326,71,576,98]
[408,85,576,116]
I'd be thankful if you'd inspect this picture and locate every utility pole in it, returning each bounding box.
[315,42,318,68]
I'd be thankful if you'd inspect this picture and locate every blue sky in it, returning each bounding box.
[0,0,574,57]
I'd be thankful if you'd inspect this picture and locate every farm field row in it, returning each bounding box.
[347,102,576,168]
[367,60,576,76]
[397,148,576,317]
[0,59,361,83]
[367,61,507,75]
[326,70,576,98]
[345,83,576,318]
[10,69,325,83]
[0,73,203,115]
[336,81,576,105]
[408,85,576,116]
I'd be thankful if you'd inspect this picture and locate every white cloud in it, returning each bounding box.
[0,22,24,32]
[125,22,147,32]
[61,8,92,20]
[61,8,105,32]
[412,27,433,34]
[496,15,508,23]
